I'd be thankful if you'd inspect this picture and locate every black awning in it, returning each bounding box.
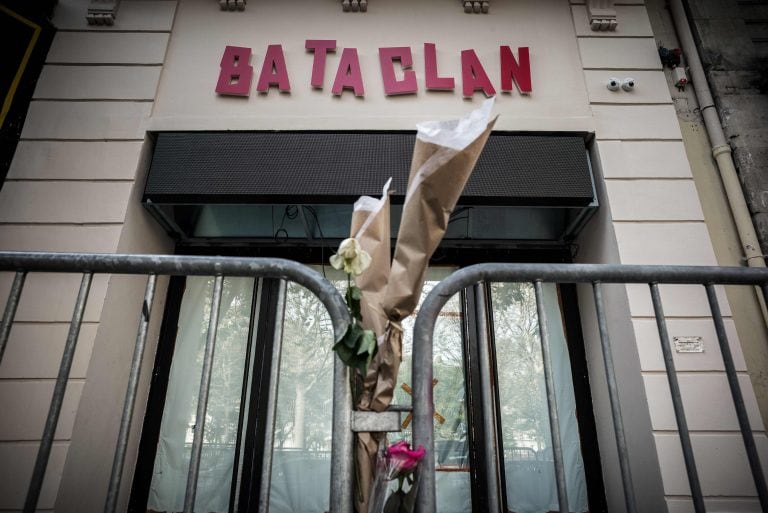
[143,132,595,207]
[142,131,597,245]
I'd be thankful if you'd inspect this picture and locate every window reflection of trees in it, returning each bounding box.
[273,279,342,453]
[491,282,551,454]
[397,279,469,469]
[197,278,253,449]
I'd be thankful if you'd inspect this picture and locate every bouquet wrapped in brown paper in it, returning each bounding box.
[334,99,497,513]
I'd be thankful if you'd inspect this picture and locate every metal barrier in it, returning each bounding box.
[4,253,768,513]
[0,252,353,513]
[411,263,768,513]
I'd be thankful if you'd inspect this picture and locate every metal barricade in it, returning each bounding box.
[0,252,353,513]
[411,263,768,513]
[4,253,768,513]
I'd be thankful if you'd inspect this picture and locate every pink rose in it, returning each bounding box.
[386,440,426,477]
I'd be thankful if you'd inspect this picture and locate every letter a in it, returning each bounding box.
[257,44,291,93]
[216,46,253,96]
[461,50,496,98]
[332,48,365,97]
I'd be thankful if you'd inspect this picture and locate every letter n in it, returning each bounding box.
[500,46,532,94]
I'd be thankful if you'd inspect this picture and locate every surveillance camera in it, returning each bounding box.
[607,78,620,91]
[621,78,636,91]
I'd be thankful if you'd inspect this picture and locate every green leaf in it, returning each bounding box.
[332,320,378,374]
[356,329,375,355]
[344,323,363,348]
[346,285,363,321]
[333,340,356,364]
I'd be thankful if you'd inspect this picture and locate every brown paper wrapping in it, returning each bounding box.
[352,107,497,513]
[348,183,395,509]
[381,117,497,321]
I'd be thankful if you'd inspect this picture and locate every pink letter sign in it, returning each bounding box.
[461,50,495,98]
[305,39,336,89]
[216,46,253,96]
[500,46,532,94]
[379,47,417,95]
[424,43,454,91]
[257,44,291,93]
[332,48,365,97]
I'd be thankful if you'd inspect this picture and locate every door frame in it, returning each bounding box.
[128,245,607,513]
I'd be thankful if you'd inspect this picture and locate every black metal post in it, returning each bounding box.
[705,284,768,510]
[24,272,92,513]
[104,274,158,513]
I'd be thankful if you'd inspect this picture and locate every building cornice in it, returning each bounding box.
[86,0,121,25]
[586,0,617,30]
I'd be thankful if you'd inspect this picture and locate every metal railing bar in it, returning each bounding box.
[24,272,93,513]
[0,253,350,344]
[259,279,286,513]
[330,341,354,513]
[705,284,768,510]
[474,283,502,513]
[592,282,638,513]
[3,253,768,286]
[410,263,768,513]
[330,317,354,513]
[104,273,157,513]
[413,298,439,513]
[534,280,569,513]
[184,275,224,513]
[0,270,26,365]
[649,283,705,513]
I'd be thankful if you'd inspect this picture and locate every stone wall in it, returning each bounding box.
[688,0,768,253]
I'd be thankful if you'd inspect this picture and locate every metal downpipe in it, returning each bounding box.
[668,0,765,269]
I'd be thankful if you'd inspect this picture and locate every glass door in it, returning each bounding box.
[488,282,589,513]
[134,269,598,513]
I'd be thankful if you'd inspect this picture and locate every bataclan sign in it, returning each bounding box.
[215,40,532,98]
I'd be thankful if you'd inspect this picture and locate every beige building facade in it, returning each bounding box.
[0,0,766,512]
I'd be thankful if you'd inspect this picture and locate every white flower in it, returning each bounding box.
[330,237,372,276]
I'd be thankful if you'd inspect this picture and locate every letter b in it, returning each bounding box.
[216,46,253,96]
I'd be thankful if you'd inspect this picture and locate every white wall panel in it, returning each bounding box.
[0,323,97,379]
[0,225,122,253]
[578,37,661,69]
[0,443,67,509]
[644,373,764,431]
[667,497,762,513]
[8,141,143,181]
[21,102,151,140]
[46,32,169,64]
[34,66,161,100]
[633,318,746,372]
[593,105,682,139]
[597,141,693,179]
[605,180,705,221]
[654,433,768,496]
[613,222,718,265]
[625,283,732,317]
[0,382,84,440]
[0,182,133,224]
[0,273,109,323]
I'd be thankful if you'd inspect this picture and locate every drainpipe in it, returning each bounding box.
[669,0,766,269]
